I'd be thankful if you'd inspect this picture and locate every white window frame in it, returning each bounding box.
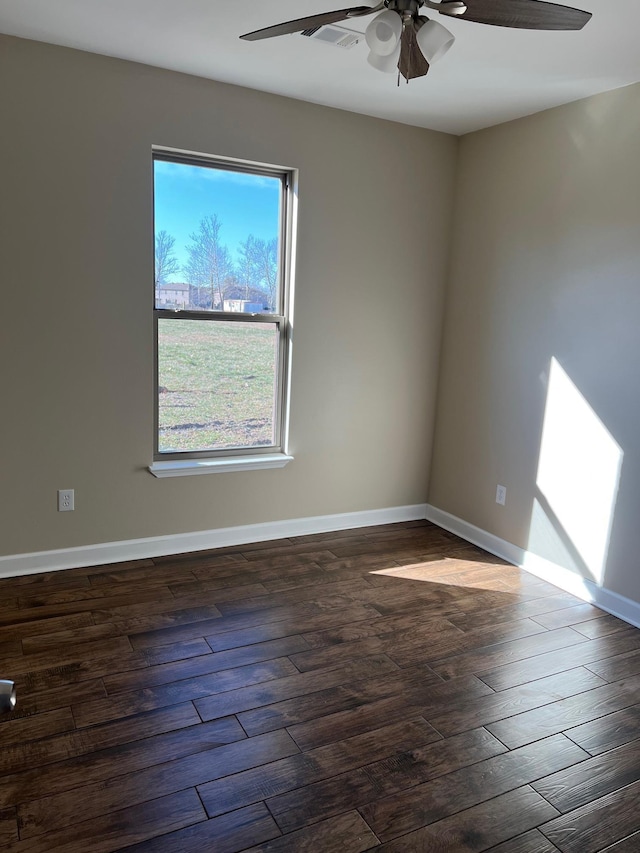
[149,148,296,478]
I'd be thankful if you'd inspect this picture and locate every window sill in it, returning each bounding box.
[148,453,294,478]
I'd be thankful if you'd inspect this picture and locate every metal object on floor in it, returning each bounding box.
[0,680,16,713]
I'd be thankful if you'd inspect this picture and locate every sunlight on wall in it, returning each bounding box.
[533,358,622,585]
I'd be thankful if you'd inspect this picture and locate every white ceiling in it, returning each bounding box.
[1,0,639,134]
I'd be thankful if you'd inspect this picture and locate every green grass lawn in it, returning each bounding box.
[158,319,278,453]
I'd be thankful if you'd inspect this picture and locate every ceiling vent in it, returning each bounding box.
[301,25,362,49]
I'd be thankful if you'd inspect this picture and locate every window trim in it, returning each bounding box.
[151,147,296,468]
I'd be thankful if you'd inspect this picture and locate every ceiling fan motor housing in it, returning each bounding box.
[385,0,424,14]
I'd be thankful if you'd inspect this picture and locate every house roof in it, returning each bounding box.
[157,282,190,292]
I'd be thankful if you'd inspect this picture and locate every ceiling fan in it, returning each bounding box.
[240,0,592,82]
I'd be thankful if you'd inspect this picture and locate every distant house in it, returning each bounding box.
[223,299,268,313]
[155,282,191,308]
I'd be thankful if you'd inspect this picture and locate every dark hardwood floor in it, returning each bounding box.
[1,520,640,851]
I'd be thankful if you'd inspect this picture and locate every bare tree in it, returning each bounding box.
[184,215,232,309]
[257,237,279,312]
[237,235,261,300]
[155,230,181,286]
[238,236,279,310]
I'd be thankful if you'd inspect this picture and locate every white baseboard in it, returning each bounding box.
[0,503,428,579]
[426,504,640,630]
[7,500,639,631]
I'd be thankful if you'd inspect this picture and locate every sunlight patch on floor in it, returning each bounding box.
[369,561,513,592]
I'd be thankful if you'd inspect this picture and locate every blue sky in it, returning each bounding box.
[154,159,281,281]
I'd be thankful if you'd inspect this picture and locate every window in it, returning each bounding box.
[149,149,295,477]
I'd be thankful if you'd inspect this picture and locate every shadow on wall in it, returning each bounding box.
[526,357,623,588]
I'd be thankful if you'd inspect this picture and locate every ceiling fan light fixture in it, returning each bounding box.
[365,10,402,56]
[367,42,402,73]
[416,17,455,64]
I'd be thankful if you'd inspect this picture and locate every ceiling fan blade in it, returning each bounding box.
[439,0,592,30]
[398,20,430,81]
[240,5,380,41]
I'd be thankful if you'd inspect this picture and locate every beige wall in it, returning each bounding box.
[429,83,640,603]
[0,36,457,556]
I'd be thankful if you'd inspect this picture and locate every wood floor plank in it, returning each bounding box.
[0,612,94,643]
[598,832,640,851]
[15,580,175,609]
[16,677,106,715]
[73,657,298,727]
[0,589,176,625]
[14,650,149,693]
[236,665,444,737]
[287,623,467,673]
[100,606,229,637]
[360,734,586,841]
[395,619,575,668]
[304,616,550,674]
[129,601,328,649]
[1,636,133,677]
[123,803,281,853]
[0,703,200,775]
[91,597,224,625]
[153,550,249,567]
[285,675,494,751]
[0,708,75,747]
[485,829,561,852]
[3,715,245,815]
[531,737,640,813]
[540,778,640,853]
[446,593,584,633]
[486,673,640,748]
[259,565,379,593]
[194,653,401,722]
[478,628,640,690]
[289,519,430,545]
[319,553,418,572]
[266,727,505,833]
[584,646,640,682]
[167,580,270,601]
[143,637,213,665]
[431,627,590,681]
[21,623,121,654]
[564,704,640,754]
[0,639,22,656]
[214,579,376,618]
[206,604,382,652]
[572,614,628,639]
[0,808,18,846]
[86,563,199,586]
[197,717,440,819]
[102,635,310,695]
[531,603,606,630]
[14,730,299,837]
[241,810,377,853]
[302,612,462,649]
[228,550,341,571]
[62,558,156,577]
[5,788,206,853]
[374,786,559,852]
[426,667,605,737]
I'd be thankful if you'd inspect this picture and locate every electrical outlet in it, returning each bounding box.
[496,485,506,506]
[58,489,74,512]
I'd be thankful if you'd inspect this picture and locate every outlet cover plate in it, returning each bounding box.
[58,489,75,512]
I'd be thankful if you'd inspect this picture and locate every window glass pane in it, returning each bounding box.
[158,319,279,453]
[154,159,282,313]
